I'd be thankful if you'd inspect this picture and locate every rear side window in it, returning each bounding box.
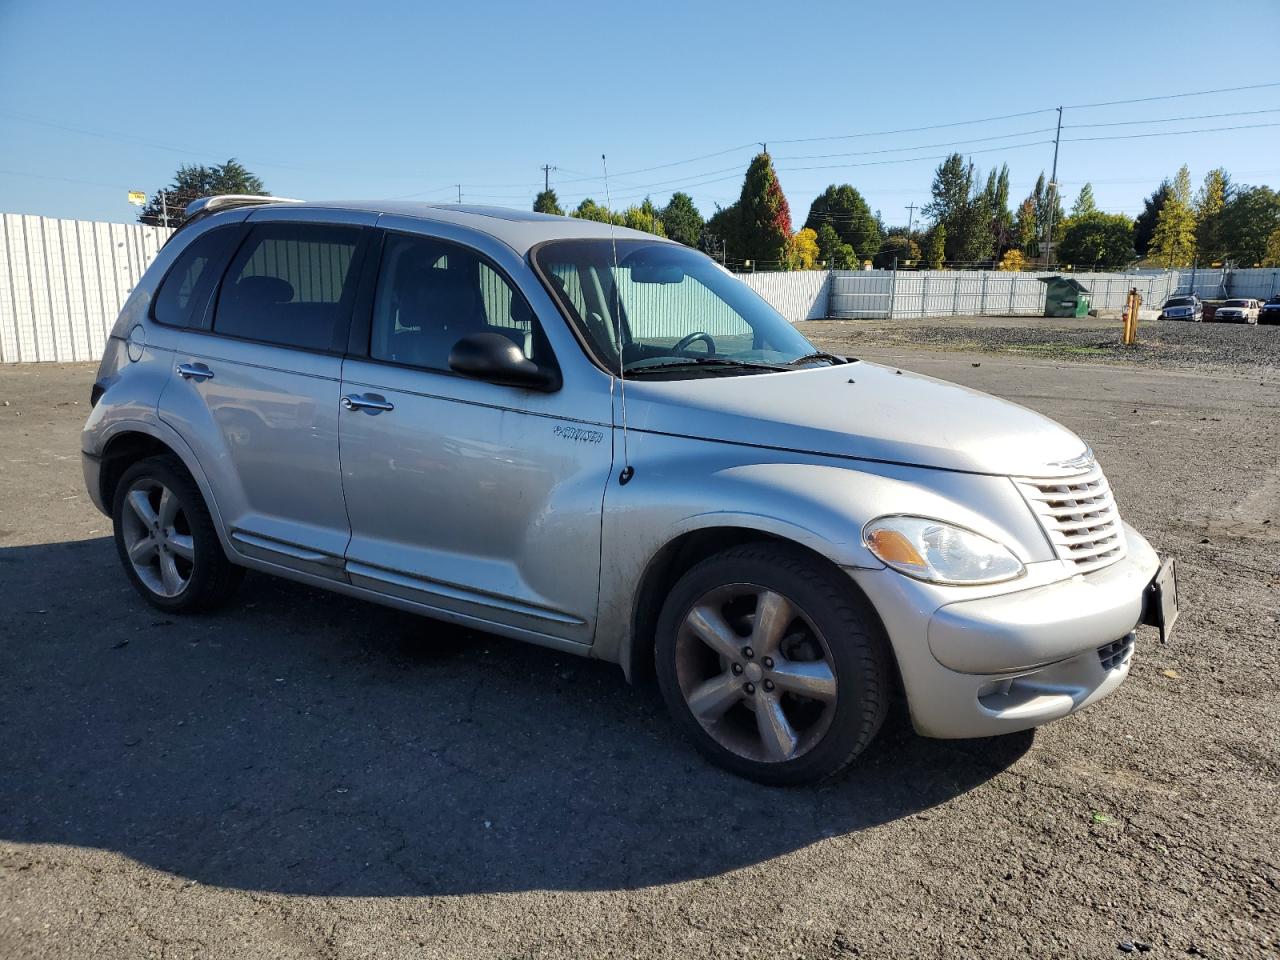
[213,223,363,351]
[152,227,241,328]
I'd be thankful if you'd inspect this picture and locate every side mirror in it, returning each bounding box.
[448,332,558,390]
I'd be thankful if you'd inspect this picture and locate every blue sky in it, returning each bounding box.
[2,0,1278,228]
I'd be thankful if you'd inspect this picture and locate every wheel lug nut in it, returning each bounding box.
[764,679,775,691]
[743,682,755,694]
[762,657,774,669]
[743,647,754,659]
[731,663,743,675]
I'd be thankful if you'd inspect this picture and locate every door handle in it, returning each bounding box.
[176,362,214,382]
[341,393,394,413]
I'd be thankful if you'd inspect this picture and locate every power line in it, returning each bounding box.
[1062,121,1280,143]
[770,108,1059,146]
[779,139,1054,173]
[1063,80,1280,110]
[1063,107,1280,129]
[774,127,1057,161]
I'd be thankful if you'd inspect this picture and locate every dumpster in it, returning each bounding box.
[1039,276,1092,317]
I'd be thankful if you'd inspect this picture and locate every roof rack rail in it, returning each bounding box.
[160,195,304,246]
[183,194,304,218]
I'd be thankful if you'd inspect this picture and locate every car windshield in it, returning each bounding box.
[531,239,825,376]
[1165,298,1195,307]
[1223,300,1248,307]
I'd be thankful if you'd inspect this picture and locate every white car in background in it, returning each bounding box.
[1213,299,1260,324]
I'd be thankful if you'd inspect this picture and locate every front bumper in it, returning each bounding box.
[849,523,1161,739]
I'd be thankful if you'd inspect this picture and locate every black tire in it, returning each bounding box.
[655,542,892,786]
[111,455,243,613]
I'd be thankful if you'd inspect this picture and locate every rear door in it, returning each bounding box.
[159,211,374,579]
[337,224,614,647]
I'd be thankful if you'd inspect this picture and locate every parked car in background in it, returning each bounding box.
[1159,295,1202,321]
[1213,298,1260,324]
[1260,296,1280,325]
[81,196,1177,785]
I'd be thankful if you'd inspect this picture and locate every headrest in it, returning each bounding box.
[235,275,294,304]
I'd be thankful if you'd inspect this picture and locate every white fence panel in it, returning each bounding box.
[0,213,170,363]
[739,270,829,324]
[1223,268,1280,300]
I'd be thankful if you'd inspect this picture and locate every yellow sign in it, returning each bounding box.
[127,191,146,206]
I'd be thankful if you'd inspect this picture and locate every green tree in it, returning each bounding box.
[922,224,946,269]
[874,234,921,269]
[662,192,703,247]
[1029,171,1064,257]
[982,164,1013,252]
[1262,225,1280,268]
[533,189,564,216]
[1070,183,1097,219]
[924,153,993,264]
[803,184,880,267]
[1193,168,1231,263]
[570,198,623,225]
[1133,181,1170,258]
[1149,165,1196,268]
[703,203,741,262]
[1219,185,1280,265]
[622,198,666,236]
[139,159,266,227]
[816,222,856,269]
[735,152,793,268]
[1058,212,1136,269]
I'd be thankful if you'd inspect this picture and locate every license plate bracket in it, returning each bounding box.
[1143,558,1179,643]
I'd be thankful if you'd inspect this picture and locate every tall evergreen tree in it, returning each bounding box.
[924,154,993,264]
[735,152,793,268]
[1219,185,1280,265]
[815,223,856,268]
[922,224,946,269]
[1070,183,1097,219]
[703,203,741,263]
[139,159,266,227]
[1149,165,1196,268]
[1133,181,1170,258]
[1015,197,1038,254]
[983,164,1013,253]
[1193,168,1231,264]
[533,189,564,215]
[661,192,704,247]
[803,184,880,266]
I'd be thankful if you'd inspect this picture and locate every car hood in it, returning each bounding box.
[622,361,1089,477]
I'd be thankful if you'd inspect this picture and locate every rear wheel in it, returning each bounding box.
[655,542,891,785]
[112,456,243,612]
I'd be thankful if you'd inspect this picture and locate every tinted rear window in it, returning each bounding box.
[152,227,241,327]
[213,223,362,351]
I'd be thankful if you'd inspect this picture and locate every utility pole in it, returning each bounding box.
[1043,105,1063,267]
[540,164,556,192]
[456,185,462,204]
[160,191,169,229]
[905,203,918,261]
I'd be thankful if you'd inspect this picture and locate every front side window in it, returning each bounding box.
[213,223,362,350]
[153,226,241,327]
[532,239,822,377]
[370,233,549,372]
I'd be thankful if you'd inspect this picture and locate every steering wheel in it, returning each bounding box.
[673,331,716,354]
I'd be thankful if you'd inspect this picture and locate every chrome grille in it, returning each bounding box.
[1014,461,1126,574]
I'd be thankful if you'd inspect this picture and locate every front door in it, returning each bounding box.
[160,219,369,579]
[338,230,613,646]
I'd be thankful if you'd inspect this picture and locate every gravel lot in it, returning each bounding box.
[1,322,1277,959]
[801,314,1280,374]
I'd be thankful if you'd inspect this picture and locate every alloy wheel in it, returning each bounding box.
[119,477,195,598]
[674,584,838,763]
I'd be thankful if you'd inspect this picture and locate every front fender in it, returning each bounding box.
[591,430,1052,675]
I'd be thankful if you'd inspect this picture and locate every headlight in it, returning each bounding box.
[863,516,1025,585]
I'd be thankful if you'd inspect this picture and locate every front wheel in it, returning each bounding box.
[112,455,243,612]
[655,542,892,785]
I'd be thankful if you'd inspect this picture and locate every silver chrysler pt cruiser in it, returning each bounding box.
[82,197,1178,784]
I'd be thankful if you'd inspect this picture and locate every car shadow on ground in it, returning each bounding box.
[0,537,1032,896]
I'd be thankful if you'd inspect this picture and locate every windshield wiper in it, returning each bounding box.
[624,357,791,375]
[785,351,846,366]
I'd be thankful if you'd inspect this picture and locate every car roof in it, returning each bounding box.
[240,199,672,254]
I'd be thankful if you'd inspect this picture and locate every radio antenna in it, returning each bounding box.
[602,153,634,485]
